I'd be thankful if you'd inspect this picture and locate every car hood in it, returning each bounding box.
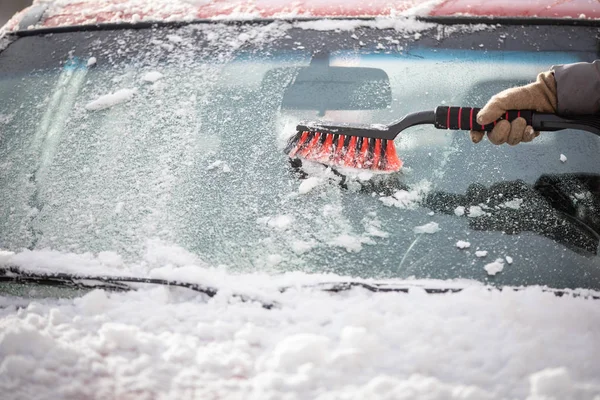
[3,0,599,33]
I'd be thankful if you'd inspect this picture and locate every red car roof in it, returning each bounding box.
[4,0,600,31]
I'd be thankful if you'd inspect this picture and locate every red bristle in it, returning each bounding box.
[355,137,370,168]
[316,133,334,162]
[383,140,403,171]
[288,131,310,157]
[371,139,382,170]
[298,132,321,158]
[332,134,346,164]
[342,136,358,166]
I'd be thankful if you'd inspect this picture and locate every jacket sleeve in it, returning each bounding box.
[552,60,600,115]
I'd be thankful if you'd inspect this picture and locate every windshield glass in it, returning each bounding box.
[1,21,599,289]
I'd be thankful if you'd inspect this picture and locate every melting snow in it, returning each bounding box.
[454,206,465,216]
[456,240,470,249]
[328,234,373,253]
[258,215,294,230]
[467,205,486,218]
[298,177,323,194]
[379,180,431,209]
[206,160,230,172]
[413,222,440,234]
[141,71,164,83]
[484,259,505,276]
[475,250,488,258]
[290,240,316,255]
[560,153,568,163]
[500,198,523,210]
[86,57,97,67]
[505,256,513,265]
[85,88,137,111]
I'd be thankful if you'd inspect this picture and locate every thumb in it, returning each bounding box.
[476,95,506,126]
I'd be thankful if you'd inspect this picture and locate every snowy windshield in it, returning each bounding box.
[1,21,599,289]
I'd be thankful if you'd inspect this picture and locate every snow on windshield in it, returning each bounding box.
[1,20,599,288]
[1,19,600,400]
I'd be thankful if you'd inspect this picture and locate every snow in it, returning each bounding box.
[141,71,164,83]
[484,259,505,276]
[1,247,600,400]
[258,215,294,230]
[467,205,486,218]
[379,180,431,209]
[328,234,372,253]
[456,240,470,249]
[206,160,231,172]
[560,153,568,163]
[454,206,465,216]
[85,88,137,111]
[505,256,513,265]
[500,198,523,210]
[298,176,323,194]
[290,240,316,254]
[1,245,600,399]
[475,250,488,258]
[413,222,440,234]
[86,57,97,67]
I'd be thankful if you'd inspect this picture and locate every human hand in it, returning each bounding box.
[470,71,557,145]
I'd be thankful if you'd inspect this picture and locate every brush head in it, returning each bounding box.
[284,125,403,172]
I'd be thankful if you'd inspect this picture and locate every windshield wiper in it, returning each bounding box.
[285,281,464,294]
[2,267,597,308]
[0,266,276,309]
[286,281,600,299]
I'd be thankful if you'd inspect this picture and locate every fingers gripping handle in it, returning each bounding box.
[434,106,534,132]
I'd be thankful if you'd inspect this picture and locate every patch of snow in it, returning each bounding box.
[290,240,316,255]
[86,57,97,67]
[484,259,505,276]
[505,256,513,265]
[298,177,323,194]
[456,240,470,249]
[475,250,488,258]
[1,247,600,399]
[206,160,230,172]
[266,254,283,267]
[379,180,431,209]
[560,153,568,163]
[454,206,465,216]
[295,17,437,34]
[141,71,164,83]
[363,214,389,239]
[85,88,137,111]
[467,205,486,218]
[258,215,294,230]
[328,234,373,253]
[499,198,523,210]
[167,34,183,43]
[414,222,440,234]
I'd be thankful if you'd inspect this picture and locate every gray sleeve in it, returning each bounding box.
[551,60,600,115]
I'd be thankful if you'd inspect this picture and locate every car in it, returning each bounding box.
[0,1,599,399]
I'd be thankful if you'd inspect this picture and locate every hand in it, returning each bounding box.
[470,71,557,145]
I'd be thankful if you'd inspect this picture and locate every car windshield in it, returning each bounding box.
[0,20,599,290]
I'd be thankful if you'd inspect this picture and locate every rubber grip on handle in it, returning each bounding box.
[434,106,534,132]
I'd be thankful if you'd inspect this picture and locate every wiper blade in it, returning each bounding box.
[0,266,275,309]
[288,281,464,294]
[285,281,600,299]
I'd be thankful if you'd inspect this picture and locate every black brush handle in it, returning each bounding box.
[434,106,533,132]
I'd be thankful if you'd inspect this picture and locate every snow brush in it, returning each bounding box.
[284,106,600,172]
